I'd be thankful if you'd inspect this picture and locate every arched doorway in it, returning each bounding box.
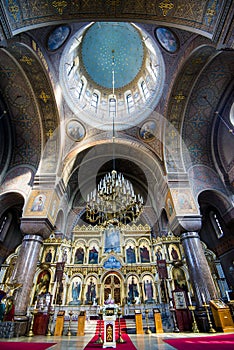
[103,273,121,304]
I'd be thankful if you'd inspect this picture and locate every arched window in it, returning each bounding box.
[209,211,224,239]
[91,93,98,113]
[141,81,150,100]
[76,79,84,99]
[126,94,134,114]
[0,212,12,242]
[230,102,234,127]
[109,98,116,118]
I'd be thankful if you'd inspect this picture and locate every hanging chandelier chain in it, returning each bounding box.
[86,49,144,227]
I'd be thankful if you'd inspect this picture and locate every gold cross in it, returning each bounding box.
[174,92,185,103]
[39,91,50,103]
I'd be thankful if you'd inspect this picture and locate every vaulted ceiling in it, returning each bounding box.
[0,1,233,231]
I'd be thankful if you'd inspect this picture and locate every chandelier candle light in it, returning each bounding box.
[86,50,144,227]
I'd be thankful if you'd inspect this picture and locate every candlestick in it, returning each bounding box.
[145,309,152,334]
[188,292,192,305]
[201,292,206,304]
[27,310,36,337]
[95,310,103,344]
[203,303,216,333]
[67,310,73,336]
[188,306,199,333]
[117,309,125,343]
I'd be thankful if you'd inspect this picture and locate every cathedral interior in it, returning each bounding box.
[0,0,234,342]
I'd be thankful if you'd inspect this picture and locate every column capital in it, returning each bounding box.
[20,218,54,239]
[23,235,43,243]
[180,231,200,241]
[170,215,202,235]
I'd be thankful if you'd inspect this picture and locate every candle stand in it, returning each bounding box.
[46,309,55,336]
[95,310,103,344]
[169,306,180,333]
[145,309,152,334]
[203,303,216,333]
[188,305,199,333]
[67,310,73,336]
[27,309,37,337]
[117,309,125,343]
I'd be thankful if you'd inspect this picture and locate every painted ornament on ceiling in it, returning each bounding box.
[155,27,179,53]
[47,25,70,51]
[139,120,156,142]
[66,119,86,142]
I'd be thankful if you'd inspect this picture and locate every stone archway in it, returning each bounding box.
[103,273,122,304]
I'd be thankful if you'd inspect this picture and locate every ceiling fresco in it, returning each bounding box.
[80,22,145,89]
[0,0,224,40]
[0,0,233,236]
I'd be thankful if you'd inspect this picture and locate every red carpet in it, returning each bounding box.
[84,319,137,349]
[163,333,234,350]
[0,342,56,350]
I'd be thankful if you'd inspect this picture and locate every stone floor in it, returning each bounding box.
[0,318,226,350]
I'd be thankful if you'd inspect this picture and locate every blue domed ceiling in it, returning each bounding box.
[81,22,144,89]
[60,22,165,130]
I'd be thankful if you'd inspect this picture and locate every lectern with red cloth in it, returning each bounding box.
[172,288,192,331]
[103,307,117,348]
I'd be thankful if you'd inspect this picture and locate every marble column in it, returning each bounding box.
[181,231,218,306]
[13,234,43,316]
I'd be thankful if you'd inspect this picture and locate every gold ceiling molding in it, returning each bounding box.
[73,223,151,232]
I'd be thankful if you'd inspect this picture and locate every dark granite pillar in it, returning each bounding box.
[14,234,43,316]
[181,231,218,306]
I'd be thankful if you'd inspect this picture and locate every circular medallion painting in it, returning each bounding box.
[155,27,179,53]
[66,119,86,142]
[139,120,156,142]
[47,25,71,51]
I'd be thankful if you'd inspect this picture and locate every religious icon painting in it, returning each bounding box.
[155,247,163,261]
[74,246,85,264]
[172,267,187,290]
[31,194,46,212]
[33,270,51,304]
[69,276,82,305]
[127,275,140,304]
[66,119,86,142]
[139,120,156,142]
[47,25,71,51]
[155,27,179,53]
[173,290,187,309]
[44,248,54,263]
[104,224,121,253]
[169,245,180,261]
[25,190,52,217]
[139,244,150,263]
[48,192,59,224]
[142,275,154,303]
[126,245,136,264]
[88,245,99,264]
[85,276,97,305]
[166,197,174,217]
[171,189,198,214]
[61,247,69,263]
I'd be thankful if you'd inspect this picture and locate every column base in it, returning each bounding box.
[14,315,29,336]
[195,309,209,332]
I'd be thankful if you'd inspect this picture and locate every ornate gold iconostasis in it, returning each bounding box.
[0,223,224,316]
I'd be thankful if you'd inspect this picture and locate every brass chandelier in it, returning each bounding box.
[86,169,144,226]
[86,50,144,227]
